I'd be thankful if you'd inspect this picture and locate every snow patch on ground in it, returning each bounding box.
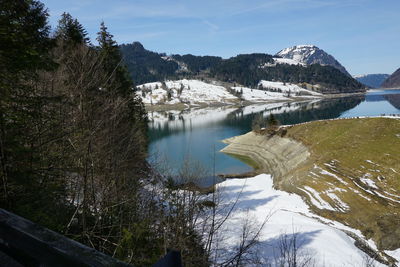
[374,191,400,204]
[231,86,289,102]
[301,186,335,211]
[258,80,322,96]
[326,192,350,212]
[360,174,378,189]
[317,164,350,185]
[214,174,387,266]
[386,248,400,262]
[137,79,322,106]
[137,79,237,105]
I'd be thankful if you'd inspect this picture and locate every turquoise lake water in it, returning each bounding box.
[148,89,400,185]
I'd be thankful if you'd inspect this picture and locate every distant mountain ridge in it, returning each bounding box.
[381,68,400,88]
[209,53,363,94]
[276,45,351,76]
[119,42,180,84]
[354,74,390,88]
[119,42,365,94]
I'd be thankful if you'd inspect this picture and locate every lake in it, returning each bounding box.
[148,89,400,185]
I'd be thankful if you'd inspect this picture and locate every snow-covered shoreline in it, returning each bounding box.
[214,117,400,266]
[137,79,322,108]
[214,174,397,266]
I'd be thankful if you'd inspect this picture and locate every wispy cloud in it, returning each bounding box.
[41,0,400,74]
[224,0,354,16]
[202,20,219,31]
[46,0,345,22]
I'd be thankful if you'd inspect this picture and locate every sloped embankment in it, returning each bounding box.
[221,117,400,256]
[221,132,310,179]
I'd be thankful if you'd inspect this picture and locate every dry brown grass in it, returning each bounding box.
[283,118,400,251]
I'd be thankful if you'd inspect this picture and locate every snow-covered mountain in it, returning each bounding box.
[354,74,390,88]
[276,45,350,76]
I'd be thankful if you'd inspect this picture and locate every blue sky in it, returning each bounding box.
[41,0,400,75]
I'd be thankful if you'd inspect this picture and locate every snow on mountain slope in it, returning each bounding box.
[137,79,322,106]
[231,86,289,101]
[137,79,237,105]
[274,57,305,66]
[161,56,189,72]
[277,45,317,62]
[276,45,350,76]
[258,80,322,96]
[213,174,389,266]
[260,57,306,67]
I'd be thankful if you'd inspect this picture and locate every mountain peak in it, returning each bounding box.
[276,45,350,76]
[130,41,145,51]
[291,44,317,49]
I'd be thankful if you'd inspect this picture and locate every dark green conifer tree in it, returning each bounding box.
[96,21,147,138]
[55,12,90,44]
[0,0,69,229]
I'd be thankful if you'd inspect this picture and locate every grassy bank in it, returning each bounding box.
[284,117,400,251]
[223,117,400,253]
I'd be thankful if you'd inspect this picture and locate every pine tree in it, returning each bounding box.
[96,21,134,96]
[179,83,184,95]
[0,0,53,76]
[55,12,89,45]
[0,0,69,229]
[161,81,167,90]
[95,20,148,162]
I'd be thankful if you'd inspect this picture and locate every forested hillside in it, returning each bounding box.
[119,43,365,93]
[119,42,223,83]
[171,54,222,73]
[211,57,365,93]
[120,42,179,84]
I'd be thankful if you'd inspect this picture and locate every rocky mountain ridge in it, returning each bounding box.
[354,74,390,88]
[120,42,365,94]
[381,68,400,88]
[276,45,351,76]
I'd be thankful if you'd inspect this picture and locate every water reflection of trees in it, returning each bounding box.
[223,96,365,129]
[384,94,400,109]
[275,96,365,124]
[148,96,364,143]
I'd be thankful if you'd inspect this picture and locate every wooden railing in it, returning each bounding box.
[0,209,181,267]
